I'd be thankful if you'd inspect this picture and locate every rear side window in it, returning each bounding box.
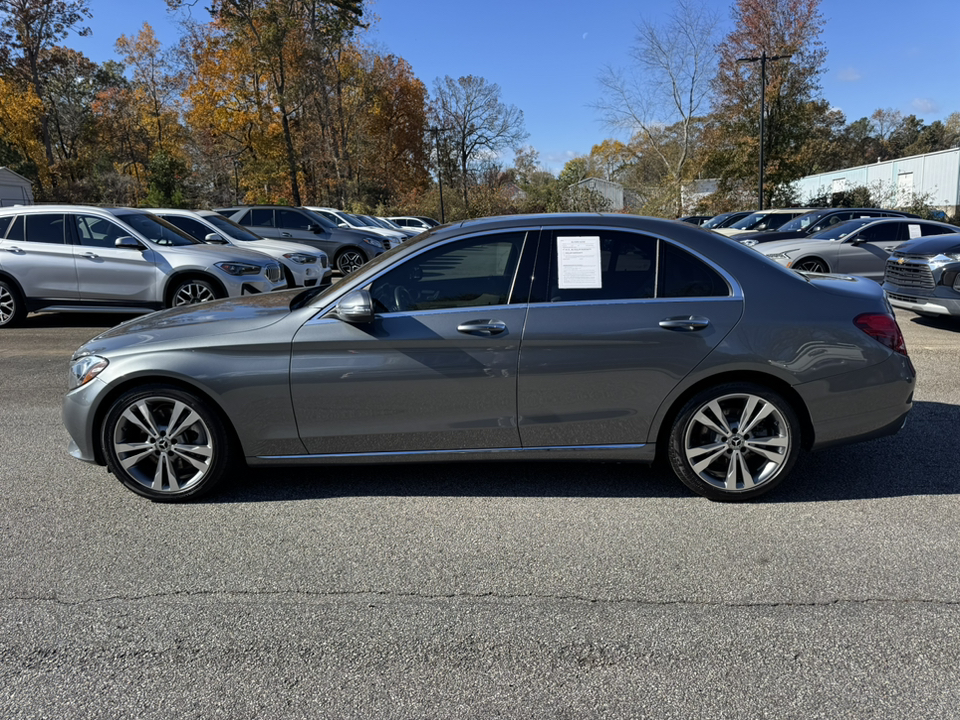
[920,224,955,237]
[4,216,23,241]
[249,209,274,227]
[856,223,902,242]
[0,215,12,237]
[26,214,66,244]
[546,230,729,302]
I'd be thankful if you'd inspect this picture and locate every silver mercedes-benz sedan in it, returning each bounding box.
[62,214,915,502]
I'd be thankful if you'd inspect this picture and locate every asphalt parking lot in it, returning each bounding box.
[1,309,959,718]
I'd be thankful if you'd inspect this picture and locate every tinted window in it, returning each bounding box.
[249,209,275,227]
[548,231,656,302]
[0,215,12,237]
[920,224,953,237]
[370,232,526,313]
[855,223,902,242]
[204,215,263,242]
[163,216,212,241]
[277,209,314,231]
[4,215,23,241]
[26,214,66,244]
[75,215,129,248]
[658,242,729,297]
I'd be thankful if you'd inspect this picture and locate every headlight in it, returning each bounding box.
[69,355,108,389]
[766,251,796,261]
[362,237,384,249]
[215,261,261,276]
[282,252,317,264]
[739,238,758,247]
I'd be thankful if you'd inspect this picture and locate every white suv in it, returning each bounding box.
[0,205,286,327]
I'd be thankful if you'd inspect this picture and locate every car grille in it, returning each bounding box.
[265,263,282,283]
[885,255,935,289]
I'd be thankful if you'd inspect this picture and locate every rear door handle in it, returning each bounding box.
[457,320,507,336]
[281,232,293,238]
[659,316,710,331]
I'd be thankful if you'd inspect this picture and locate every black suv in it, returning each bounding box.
[736,208,920,246]
[215,206,387,274]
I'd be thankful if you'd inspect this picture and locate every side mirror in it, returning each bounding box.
[332,289,374,324]
[307,223,324,234]
[115,236,144,251]
[204,233,229,245]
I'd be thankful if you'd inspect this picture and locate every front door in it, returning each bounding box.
[290,230,534,455]
[72,214,160,303]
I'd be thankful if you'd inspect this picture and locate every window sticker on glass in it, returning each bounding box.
[908,224,921,239]
[557,236,602,289]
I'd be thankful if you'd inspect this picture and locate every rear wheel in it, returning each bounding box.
[0,280,26,328]
[668,382,801,501]
[102,385,234,501]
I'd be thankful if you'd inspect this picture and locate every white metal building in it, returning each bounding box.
[0,167,34,206]
[793,148,960,215]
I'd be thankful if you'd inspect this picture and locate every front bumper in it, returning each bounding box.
[884,286,960,317]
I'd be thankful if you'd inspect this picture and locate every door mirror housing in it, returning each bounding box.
[115,236,145,251]
[332,289,375,324]
[203,233,229,244]
[307,223,324,234]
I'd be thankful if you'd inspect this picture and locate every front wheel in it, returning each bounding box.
[793,258,827,273]
[169,278,221,307]
[0,280,27,328]
[101,385,234,501]
[668,383,801,501]
[335,248,366,275]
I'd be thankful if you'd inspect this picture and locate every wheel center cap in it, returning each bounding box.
[728,434,744,449]
[156,437,172,452]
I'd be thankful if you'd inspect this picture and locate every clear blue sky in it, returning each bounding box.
[73,0,960,173]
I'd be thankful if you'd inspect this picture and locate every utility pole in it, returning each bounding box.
[737,51,791,210]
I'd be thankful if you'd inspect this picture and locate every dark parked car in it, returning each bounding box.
[677,215,712,226]
[883,233,960,317]
[63,214,914,503]
[216,205,387,274]
[736,208,920,246]
[701,211,752,230]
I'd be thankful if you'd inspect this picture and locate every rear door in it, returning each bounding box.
[517,227,743,448]
[0,213,79,299]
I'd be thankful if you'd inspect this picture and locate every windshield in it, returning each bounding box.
[779,211,828,232]
[701,214,729,229]
[204,214,264,242]
[112,211,200,246]
[810,218,875,241]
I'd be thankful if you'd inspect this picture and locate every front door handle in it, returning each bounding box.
[457,320,507,336]
[281,232,293,238]
[659,316,710,331]
[81,252,100,260]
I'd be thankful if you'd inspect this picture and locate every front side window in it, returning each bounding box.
[0,215,12,237]
[370,232,526,313]
[546,230,729,302]
[75,215,129,248]
[277,209,313,230]
[24,214,66,244]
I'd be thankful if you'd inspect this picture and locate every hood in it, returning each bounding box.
[236,238,324,256]
[78,290,300,356]
[893,234,960,256]
[163,242,277,265]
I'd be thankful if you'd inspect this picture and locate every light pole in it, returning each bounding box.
[737,51,791,210]
[429,126,449,223]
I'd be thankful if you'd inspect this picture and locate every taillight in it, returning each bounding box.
[855,313,908,356]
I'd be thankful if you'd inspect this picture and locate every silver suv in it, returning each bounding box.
[0,205,286,327]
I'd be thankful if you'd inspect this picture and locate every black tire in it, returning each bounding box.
[168,277,222,308]
[0,279,27,328]
[335,247,366,275]
[668,382,801,501]
[101,385,234,501]
[793,258,827,273]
